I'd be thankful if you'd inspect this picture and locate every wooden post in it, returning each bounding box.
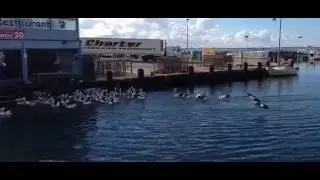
[106,71,113,81]
[209,64,215,72]
[188,66,194,75]
[137,68,144,79]
[227,63,232,72]
[243,62,248,72]
[130,58,133,74]
[257,62,263,71]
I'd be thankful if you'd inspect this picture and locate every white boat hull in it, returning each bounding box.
[267,67,298,77]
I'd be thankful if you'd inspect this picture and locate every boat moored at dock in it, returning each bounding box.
[266,66,298,77]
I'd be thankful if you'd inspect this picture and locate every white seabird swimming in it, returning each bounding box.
[196,93,208,101]
[246,92,261,102]
[217,92,230,100]
[259,103,269,109]
[173,88,184,98]
[246,92,269,109]
[0,107,11,117]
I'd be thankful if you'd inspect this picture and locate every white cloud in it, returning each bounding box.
[223,29,278,47]
[79,18,283,48]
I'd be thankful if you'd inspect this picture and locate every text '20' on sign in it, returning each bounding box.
[0,29,24,40]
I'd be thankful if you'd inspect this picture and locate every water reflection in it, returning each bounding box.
[189,86,195,94]
[277,78,283,95]
[227,83,233,94]
[209,84,215,95]
[244,81,248,92]
[285,76,299,93]
[0,105,98,161]
[257,79,263,91]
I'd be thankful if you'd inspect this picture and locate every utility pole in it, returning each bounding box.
[297,36,303,64]
[244,34,249,64]
[277,18,282,66]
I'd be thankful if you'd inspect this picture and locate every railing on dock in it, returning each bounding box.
[96,62,265,81]
[92,55,267,81]
[94,58,136,81]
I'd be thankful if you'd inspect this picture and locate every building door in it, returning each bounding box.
[0,50,22,79]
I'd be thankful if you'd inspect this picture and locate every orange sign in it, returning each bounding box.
[202,48,216,55]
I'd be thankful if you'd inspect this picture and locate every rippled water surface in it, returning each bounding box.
[1,63,320,161]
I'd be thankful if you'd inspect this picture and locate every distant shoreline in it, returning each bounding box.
[181,47,320,52]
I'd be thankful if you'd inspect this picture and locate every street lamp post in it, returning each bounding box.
[243,34,249,65]
[245,34,249,64]
[186,18,189,53]
[297,36,303,64]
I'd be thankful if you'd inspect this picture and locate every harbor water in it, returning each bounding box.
[0,63,320,161]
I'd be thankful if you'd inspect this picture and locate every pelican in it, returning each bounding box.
[25,100,37,106]
[65,104,77,109]
[259,103,269,109]
[173,88,184,98]
[51,101,60,108]
[15,97,26,102]
[83,100,92,105]
[246,92,261,102]
[0,110,12,116]
[0,107,11,116]
[217,92,230,100]
[196,93,208,101]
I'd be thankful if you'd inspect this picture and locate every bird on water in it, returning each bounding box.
[217,92,231,100]
[246,92,269,109]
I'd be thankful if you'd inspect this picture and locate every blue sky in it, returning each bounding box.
[79,18,320,48]
[215,18,318,43]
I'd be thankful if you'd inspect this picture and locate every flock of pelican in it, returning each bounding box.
[173,88,229,101]
[173,88,269,109]
[246,92,269,109]
[0,87,270,118]
[0,87,146,117]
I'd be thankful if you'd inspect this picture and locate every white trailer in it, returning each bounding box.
[81,37,164,61]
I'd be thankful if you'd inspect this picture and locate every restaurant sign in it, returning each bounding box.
[0,18,51,29]
[0,18,76,30]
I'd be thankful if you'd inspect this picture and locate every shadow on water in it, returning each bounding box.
[0,105,99,162]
